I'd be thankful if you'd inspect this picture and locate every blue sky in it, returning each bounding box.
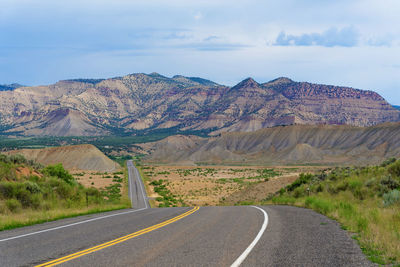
[0,0,399,104]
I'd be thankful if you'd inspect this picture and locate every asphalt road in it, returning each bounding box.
[0,205,374,267]
[127,160,149,209]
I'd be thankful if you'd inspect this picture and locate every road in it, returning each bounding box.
[0,206,373,266]
[0,163,373,266]
[127,160,150,209]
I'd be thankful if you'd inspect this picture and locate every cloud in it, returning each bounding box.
[274,26,359,47]
[194,11,203,20]
[179,42,248,51]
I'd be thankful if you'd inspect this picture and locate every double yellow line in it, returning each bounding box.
[36,207,200,267]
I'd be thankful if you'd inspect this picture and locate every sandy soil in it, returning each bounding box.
[143,165,325,206]
[72,170,125,193]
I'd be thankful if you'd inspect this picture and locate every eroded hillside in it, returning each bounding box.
[6,144,120,172]
[140,123,400,165]
[0,73,398,136]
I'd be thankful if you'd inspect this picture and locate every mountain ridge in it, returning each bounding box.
[140,123,400,165]
[0,73,398,136]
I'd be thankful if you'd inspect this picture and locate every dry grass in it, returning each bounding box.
[0,203,128,231]
[142,165,321,206]
[72,170,126,195]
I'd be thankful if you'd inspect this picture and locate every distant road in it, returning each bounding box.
[127,160,150,209]
[0,205,373,266]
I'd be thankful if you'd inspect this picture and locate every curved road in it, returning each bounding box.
[0,163,374,266]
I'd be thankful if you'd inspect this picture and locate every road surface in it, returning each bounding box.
[127,160,150,209]
[0,205,373,266]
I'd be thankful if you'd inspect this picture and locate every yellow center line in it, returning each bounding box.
[35,207,200,267]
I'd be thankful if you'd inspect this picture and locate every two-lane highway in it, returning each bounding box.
[127,160,149,209]
[0,206,374,266]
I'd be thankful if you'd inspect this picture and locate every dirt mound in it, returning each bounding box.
[8,144,119,172]
[141,123,400,165]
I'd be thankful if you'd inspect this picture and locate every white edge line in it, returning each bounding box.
[0,207,146,243]
[231,206,269,267]
[128,163,134,208]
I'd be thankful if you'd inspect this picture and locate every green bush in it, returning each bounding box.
[286,173,314,192]
[24,181,41,194]
[0,182,18,198]
[293,187,305,198]
[383,189,400,207]
[0,162,17,181]
[381,158,396,167]
[379,175,399,195]
[43,163,76,185]
[388,160,400,177]
[6,199,21,212]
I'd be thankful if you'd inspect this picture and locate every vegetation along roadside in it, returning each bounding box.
[264,158,400,265]
[0,154,130,231]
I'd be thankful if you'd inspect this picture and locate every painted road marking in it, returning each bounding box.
[128,163,135,208]
[231,206,269,267]
[35,207,200,267]
[0,208,147,243]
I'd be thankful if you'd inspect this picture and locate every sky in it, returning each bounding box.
[0,0,399,104]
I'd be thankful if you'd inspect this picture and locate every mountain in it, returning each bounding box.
[0,73,398,136]
[140,123,400,165]
[0,83,24,91]
[7,144,120,172]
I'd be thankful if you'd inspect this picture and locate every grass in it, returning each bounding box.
[0,154,131,231]
[263,159,400,265]
[0,204,128,231]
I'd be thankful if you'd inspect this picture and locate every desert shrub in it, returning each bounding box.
[43,163,76,185]
[379,175,399,195]
[388,160,400,177]
[381,157,396,167]
[287,173,313,192]
[313,183,324,193]
[348,179,363,192]
[0,162,16,181]
[8,154,27,165]
[0,182,19,199]
[6,199,21,212]
[29,194,42,209]
[24,181,41,194]
[383,189,400,207]
[353,187,369,200]
[55,181,73,199]
[293,187,305,198]
[16,188,36,208]
[364,178,376,188]
[336,181,349,192]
